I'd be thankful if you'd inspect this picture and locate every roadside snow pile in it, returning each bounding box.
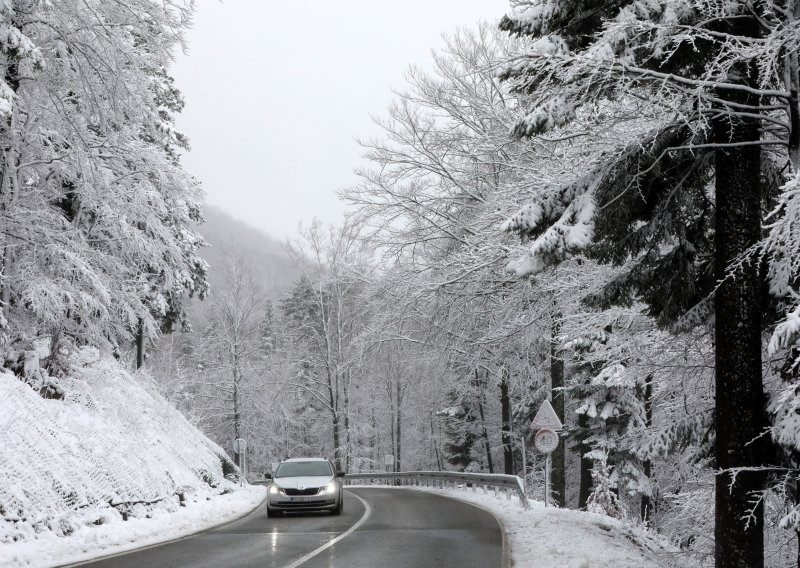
[0,349,264,567]
[2,485,265,568]
[407,486,672,568]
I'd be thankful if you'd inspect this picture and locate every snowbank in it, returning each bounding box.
[2,485,265,568]
[0,350,265,567]
[366,485,673,568]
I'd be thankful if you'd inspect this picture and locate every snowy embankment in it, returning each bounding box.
[371,485,674,568]
[0,349,266,568]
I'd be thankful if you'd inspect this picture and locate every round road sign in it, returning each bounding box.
[233,438,247,454]
[534,428,559,454]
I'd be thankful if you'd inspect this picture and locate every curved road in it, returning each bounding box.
[71,488,504,568]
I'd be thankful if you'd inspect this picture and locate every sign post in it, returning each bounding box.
[384,454,394,473]
[531,400,563,507]
[233,438,247,486]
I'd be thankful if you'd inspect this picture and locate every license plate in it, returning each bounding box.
[291,496,315,502]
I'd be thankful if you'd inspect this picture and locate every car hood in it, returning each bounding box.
[273,475,333,489]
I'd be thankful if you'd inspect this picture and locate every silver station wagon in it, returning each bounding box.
[266,457,344,517]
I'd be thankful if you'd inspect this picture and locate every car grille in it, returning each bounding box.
[283,487,320,496]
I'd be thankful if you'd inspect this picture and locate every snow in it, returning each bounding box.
[1,485,265,568]
[0,350,265,567]
[354,485,671,568]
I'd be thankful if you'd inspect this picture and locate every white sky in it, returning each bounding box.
[171,0,509,239]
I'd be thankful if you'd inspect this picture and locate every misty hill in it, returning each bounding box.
[197,205,299,299]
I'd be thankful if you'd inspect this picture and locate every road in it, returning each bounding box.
[70,487,505,568]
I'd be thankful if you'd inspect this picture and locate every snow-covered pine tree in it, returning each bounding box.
[498,1,795,565]
[439,389,479,472]
[564,317,651,515]
[586,451,626,519]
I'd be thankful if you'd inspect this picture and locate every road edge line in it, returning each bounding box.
[279,490,372,568]
[59,486,268,568]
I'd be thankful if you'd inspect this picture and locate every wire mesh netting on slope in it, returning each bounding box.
[0,351,238,544]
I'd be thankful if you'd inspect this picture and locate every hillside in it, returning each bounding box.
[0,349,265,567]
[197,205,298,299]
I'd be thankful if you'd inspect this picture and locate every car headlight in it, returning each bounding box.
[269,484,283,495]
[321,482,337,494]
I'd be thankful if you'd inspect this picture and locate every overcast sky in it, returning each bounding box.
[171,0,509,239]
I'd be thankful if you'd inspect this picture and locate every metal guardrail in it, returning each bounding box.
[343,471,529,509]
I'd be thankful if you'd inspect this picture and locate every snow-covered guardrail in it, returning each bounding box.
[343,471,529,509]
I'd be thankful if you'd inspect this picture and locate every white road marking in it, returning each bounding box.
[281,490,371,568]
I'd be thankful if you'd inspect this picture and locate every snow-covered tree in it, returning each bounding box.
[282,219,374,472]
[498,1,798,563]
[0,0,206,372]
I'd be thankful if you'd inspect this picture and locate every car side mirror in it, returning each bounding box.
[264,472,272,480]
[336,471,345,478]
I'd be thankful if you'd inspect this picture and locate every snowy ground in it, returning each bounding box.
[0,484,266,568]
[351,484,675,568]
[0,350,266,568]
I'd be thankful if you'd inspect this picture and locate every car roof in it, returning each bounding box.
[280,457,329,463]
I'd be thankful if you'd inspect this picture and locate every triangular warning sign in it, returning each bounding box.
[531,399,563,431]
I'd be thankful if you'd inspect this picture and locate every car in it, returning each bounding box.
[266,457,344,517]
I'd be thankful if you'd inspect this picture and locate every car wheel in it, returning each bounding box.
[331,498,343,516]
[267,506,281,518]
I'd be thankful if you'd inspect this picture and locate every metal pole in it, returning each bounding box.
[544,455,549,507]
[241,450,246,487]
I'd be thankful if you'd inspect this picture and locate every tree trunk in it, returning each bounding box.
[476,369,494,473]
[578,411,592,509]
[641,374,654,522]
[371,409,379,471]
[431,412,443,470]
[787,1,800,170]
[332,411,341,471]
[500,367,514,474]
[232,342,242,469]
[550,309,566,507]
[0,63,18,323]
[796,530,800,568]
[135,317,145,370]
[388,377,396,472]
[396,380,402,473]
[713,16,767,566]
[343,370,351,472]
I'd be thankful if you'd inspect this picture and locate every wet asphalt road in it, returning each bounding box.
[71,488,503,568]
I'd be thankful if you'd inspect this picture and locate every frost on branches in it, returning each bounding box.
[0,0,206,370]
[765,172,800,370]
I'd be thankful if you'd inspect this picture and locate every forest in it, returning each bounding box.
[3,1,800,567]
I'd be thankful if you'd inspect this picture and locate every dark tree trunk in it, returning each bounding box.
[641,374,654,522]
[388,376,396,472]
[713,16,767,566]
[431,412,443,470]
[332,411,341,471]
[476,369,494,474]
[135,317,145,369]
[0,63,18,319]
[500,367,514,475]
[787,4,800,170]
[550,310,566,507]
[578,411,592,509]
[343,370,351,472]
[232,341,243,468]
[396,380,402,473]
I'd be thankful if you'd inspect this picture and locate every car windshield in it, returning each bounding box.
[275,461,333,478]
